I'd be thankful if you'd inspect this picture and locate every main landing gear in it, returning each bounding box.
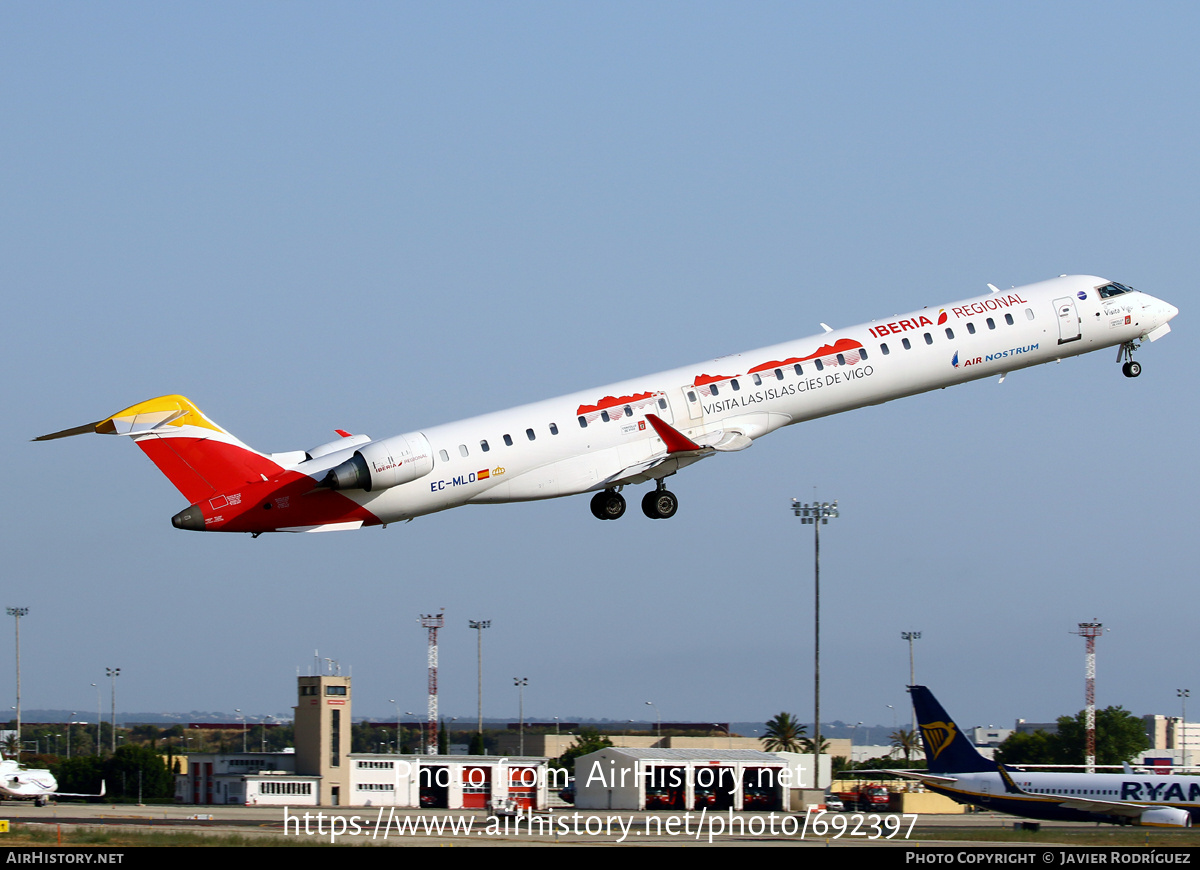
[1118,341,1142,378]
[590,482,679,520]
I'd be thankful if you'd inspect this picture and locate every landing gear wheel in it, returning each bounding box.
[1123,360,1142,378]
[590,490,626,520]
[641,489,679,519]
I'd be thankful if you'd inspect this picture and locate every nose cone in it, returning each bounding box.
[171,505,206,531]
[1165,302,1180,322]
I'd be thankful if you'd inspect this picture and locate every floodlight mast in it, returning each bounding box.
[1072,621,1104,773]
[791,498,838,789]
[420,609,445,755]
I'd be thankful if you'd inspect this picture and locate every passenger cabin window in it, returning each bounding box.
[601,410,610,422]
[859,347,868,360]
[657,398,667,409]
[945,327,954,339]
[774,368,783,380]
[550,423,558,435]
[836,353,846,365]
[752,373,763,386]
[710,384,719,396]
[902,337,912,350]
[578,416,587,428]
[814,359,824,371]
[526,429,535,441]
[439,449,449,462]
[503,434,513,446]
[623,405,632,417]
[1025,308,1035,320]
[880,343,890,355]
[459,444,469,457]
[967,322,976,335]
[731,379,740,391]
[480,440,490,452]
[687,391,697,403]
[924,332,933,345]
[793,363,804,375]
[987,317,996,330]
[1004,313,1014,325]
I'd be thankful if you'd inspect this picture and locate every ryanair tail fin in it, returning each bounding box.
[35,395,283,504]
[909,685,995,774]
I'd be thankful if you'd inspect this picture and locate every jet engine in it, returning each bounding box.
[320,432,434,492]
[305,433,371,460]
[1137,807,1192,827]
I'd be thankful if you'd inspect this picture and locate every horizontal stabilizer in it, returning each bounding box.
[32,421,102,441]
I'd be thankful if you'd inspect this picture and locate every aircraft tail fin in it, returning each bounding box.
[909,685,995,774]
[35,395,283,504]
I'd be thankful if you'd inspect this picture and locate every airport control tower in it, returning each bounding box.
[294,674,352,806]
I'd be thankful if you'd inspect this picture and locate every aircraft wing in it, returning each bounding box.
[599,414,753,487]
[994,766,1153,821]
[878,770,960,785]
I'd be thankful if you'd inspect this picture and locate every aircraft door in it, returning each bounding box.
[678,386,704,424]
[1054,297,1082,345]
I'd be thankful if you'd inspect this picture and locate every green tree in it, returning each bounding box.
[799,735,831,754]
[889,729,921,763]
[994,730,1058,766]
[1053,706,1148,765]
[995,706,1149,767]
[761,712,805,753]
[469,732,486,755]
[557,728,613,773]
[106,744,173,801]
[51,755,105,797]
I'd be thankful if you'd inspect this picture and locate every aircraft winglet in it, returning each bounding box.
[644,414,702,453]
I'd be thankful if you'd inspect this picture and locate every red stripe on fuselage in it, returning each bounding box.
[190,469,380,533]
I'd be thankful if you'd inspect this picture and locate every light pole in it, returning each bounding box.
[514,678,528,756]
[1179,689,1190,769]
[645,701,661,743]
[235,709,247,753]
[901,631,921,734]
[469,620,491,736]
[7,608,28,757]
[106,668,120,752]
[92,683,101,756]
[791,498,838,790]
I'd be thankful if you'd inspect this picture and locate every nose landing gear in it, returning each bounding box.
[1118,341,1142,378]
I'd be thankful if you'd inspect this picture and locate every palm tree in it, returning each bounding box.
[889,728,920,763]
[799,735,830,754]
[762,712,806,752]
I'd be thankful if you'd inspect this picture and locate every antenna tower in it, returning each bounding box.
[420,609,445,755]
[1072,620,1104,773]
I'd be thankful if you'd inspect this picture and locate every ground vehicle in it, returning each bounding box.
[835,784,891,812]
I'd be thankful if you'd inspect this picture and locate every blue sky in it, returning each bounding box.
[2,2,1196,733]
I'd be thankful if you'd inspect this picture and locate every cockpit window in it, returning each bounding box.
[1098,282,1137,298]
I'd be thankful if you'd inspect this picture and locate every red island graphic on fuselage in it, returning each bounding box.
[693,338,867,386]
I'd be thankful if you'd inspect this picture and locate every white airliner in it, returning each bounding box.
[36,275,1176,535]
[895,686,1197,827]
[0,755,105,806]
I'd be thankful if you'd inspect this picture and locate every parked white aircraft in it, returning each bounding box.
[36,275,1176,535]
[0,755,104,806]
[894,686,1196,827]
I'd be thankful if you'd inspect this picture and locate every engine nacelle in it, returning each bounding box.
[321,432,434,492]
[305,433,371,460]
[1137,806,1192,827]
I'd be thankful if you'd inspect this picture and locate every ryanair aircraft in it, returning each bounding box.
[36,275,1176,534]
[893,686,1197,828]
